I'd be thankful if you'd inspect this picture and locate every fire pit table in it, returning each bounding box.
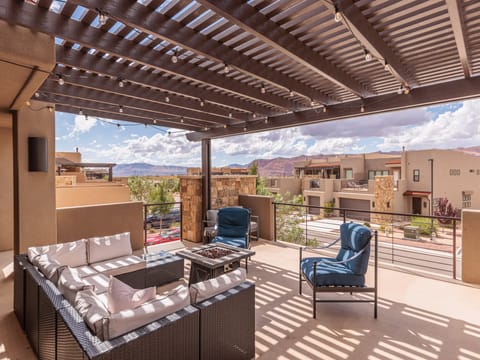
[176,243,255,285]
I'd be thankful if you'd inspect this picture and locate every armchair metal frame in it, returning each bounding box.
[299,229,378,319]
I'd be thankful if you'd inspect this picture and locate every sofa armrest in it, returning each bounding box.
[194,282,255,360]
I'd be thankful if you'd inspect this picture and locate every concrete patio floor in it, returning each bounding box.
[1,240,479,359]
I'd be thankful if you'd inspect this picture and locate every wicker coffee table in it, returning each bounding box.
[176,243,255,285]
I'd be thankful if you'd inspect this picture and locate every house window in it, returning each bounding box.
[345,169,353,179]
[462,192,472,208]
[310,180,320,188]
[368,170,375,180]
[413,169,420,182]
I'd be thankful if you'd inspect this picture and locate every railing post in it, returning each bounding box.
[143,204,148,254]
[305,206,308,246]
[342,209,346,223]
[453,218,457,280]
[273,202,277,242]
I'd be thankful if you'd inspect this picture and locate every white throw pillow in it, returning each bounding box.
[189,268,247,304]
[88,232,132,264]
[75,288,110,341]
[107,276,156,313]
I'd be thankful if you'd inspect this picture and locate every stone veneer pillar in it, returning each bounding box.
[371,175,394,226]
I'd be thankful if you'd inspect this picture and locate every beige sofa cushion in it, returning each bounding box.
[107,284,190,340]
[88,232,132,264]
[82,273,110,294]
[36,254,66,284]
[75,288,110,341]
[189,268,247,304]
[58,267,94,304]
[27,239,88,268]
[72,265,98,278]
[107,276,156,313]
[90,255,145,277]
[76,284,190,341]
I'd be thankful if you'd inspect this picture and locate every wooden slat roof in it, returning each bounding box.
[3,0,480,141]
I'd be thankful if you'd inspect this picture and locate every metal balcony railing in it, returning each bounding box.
[143,202,182,247]
[273,202,461,280]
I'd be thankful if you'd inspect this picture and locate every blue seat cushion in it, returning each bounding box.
[212,236,248,249]
[301,257,365,287]
[217,207,250,238]
[336,223,371,274]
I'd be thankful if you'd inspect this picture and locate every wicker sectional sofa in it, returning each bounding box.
[14,233,255,360]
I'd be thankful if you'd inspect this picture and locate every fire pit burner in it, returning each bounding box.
[196,247,234,259]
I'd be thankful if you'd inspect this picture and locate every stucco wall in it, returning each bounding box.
[56,184,131,208]
[239,194,275,240]
[462,209,480,284]
[0,114,13,250]
[57,201,144,251]
[16,102,57,254]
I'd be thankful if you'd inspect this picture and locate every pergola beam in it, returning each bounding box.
[39,79,231,127]
[334,0,417,88]
[0,1,296,111]
[56,47,270,116]
[445,0,472,78]
[187,76,480,141]
[197,0,373,98]
[70,0,332,104]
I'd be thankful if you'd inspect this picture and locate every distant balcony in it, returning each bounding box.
[340,179,371,192]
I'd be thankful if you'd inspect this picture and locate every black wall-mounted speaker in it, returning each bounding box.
[28,137,48,172]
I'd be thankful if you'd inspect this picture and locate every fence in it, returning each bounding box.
[273,202,461,280]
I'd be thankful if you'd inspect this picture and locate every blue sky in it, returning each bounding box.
[55,99,480,167]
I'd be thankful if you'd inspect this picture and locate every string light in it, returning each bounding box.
[310,99,315,107]
[228,112,232,118]
[47,106,54,113]
[118,78,125,88]
[397,86,404,95]
[98,10,107,26]
[264,118,268,124]
[224,124,228,128]
[171,50,178,64]
[58,75,65,86]
[243,127,247,132]
[119,105,124,113]
[153,119,157,124]
[223,63,231,73]
[165,94,170,103]
[322,105,327,113]
[199,99,205,107]
[34,91,40,98]
[180,117,184,123]
[404,86,411,95]
[260,84,266,94]
[252,113,256,119]
[334,6,342,22]
[360,104,365,113]
[289,89,294,97]
[79,109,83,115]
[364,49,372,61]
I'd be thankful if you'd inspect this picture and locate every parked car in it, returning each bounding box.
[145,208,181,229]
[146,227,181,245]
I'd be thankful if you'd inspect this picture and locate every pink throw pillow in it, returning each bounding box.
[107,276,156,313]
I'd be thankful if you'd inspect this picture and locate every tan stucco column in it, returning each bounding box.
[13,103,57,254]
[461,209,480,284]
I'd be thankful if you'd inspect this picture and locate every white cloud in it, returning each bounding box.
[306,137,366,155]
[378,99,480,151]
[81,130,201,166]
[72,115,97,134]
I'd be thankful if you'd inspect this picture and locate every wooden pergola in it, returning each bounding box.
[2,0,480,213]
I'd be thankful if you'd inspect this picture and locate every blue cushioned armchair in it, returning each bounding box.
[299,222,378,318]
[211,207,251,249]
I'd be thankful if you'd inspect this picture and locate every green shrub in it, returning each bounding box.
[411,216,438,236]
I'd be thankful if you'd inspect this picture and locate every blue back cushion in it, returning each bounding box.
[217,207,250,238]
[336,222,371,274]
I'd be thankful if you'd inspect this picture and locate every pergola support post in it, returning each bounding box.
[201,138,211,222]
